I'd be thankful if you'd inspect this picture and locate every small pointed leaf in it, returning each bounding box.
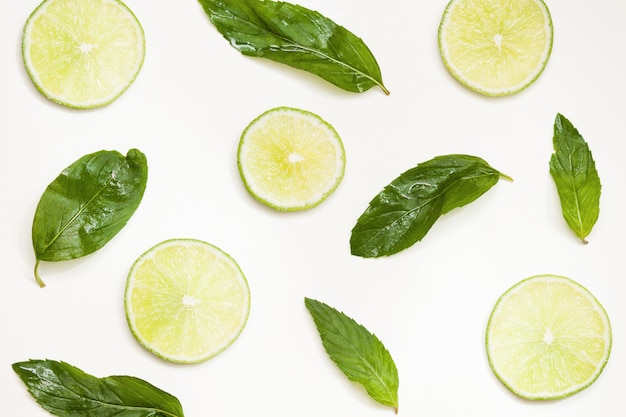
[549,113,601,243]
[305,297,399,412]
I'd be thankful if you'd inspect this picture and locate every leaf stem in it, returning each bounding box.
[500,172,514,182]
[34,260,46,288]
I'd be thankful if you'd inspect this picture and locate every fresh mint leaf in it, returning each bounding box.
[549,113,601,243]
[32,149,148,287]
[197,0,389,94]
[350,154,512,257]
[304,298,399,412]
[12,359,184,417]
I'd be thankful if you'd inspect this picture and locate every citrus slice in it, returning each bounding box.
[124,239,250,364]
[438,0,553,96]
[486,274,611,400]
[22,0,145,108]
[237,106,346,211]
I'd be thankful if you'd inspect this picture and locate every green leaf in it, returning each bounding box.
[32,149,148,287]
[549,113,601,243]
[350,154,512,258]
[12,359,184,417]
[197,0,389,94]
[304,298,399,412]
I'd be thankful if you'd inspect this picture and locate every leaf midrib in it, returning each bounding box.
[38,181,111,258]
[335,329,397,405]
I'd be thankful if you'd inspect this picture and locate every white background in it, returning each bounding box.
[2,0,625,416]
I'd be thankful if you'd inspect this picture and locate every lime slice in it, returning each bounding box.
[22,0,145,109]
[125,239,250,364]
[237,106,346,211]
[438,0,553,96]
[486,274,611,400]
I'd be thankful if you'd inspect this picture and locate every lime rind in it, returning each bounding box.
[22,0,145,109]
[124,238,251,364]
[237,106,346,212]
[486,274,611,400]
[438,0,553,97]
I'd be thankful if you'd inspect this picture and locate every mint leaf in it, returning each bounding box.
[32,149,148,287]
[350,154,512,257]
[304,298,399,412]
[12,359,184,417]
[549,114,601,243]
[197,0,389,94]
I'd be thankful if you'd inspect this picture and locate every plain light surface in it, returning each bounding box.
[1,0,624,416]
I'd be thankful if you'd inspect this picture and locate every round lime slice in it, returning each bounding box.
[486,274,611,399]
[237,106,346,211]
[125,239,250,364]
[438,0,553,96]
[22,0,145,108]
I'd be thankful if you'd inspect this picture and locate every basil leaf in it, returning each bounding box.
[304,298,399,412]
[12,359,184,417]
[350,154,512,258]
[198,0,389,94]
[32,149,148,287]
[549,113,601,243]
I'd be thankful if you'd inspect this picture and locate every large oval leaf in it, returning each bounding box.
[32,149,148,287]
[350,154,512,258]
[198,0,389,94]
[12,359,184,417]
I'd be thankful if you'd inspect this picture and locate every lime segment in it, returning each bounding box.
[125,239,250,364]
[22,0,145,108]
[486,274,611,399]
[438,0,553,96]
[237,107,346,211]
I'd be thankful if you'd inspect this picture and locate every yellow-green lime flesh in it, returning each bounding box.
[237,106,346,211]
[125,239,250,364]
[486,274,611,400]
[22,0,145,108]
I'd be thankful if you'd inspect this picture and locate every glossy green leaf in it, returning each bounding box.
[549,113,601,243]
[12,359,184,417]
[32,149,148,287]
[350,154,512,258]
[198,0,389,94]
[305,298,399,412]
